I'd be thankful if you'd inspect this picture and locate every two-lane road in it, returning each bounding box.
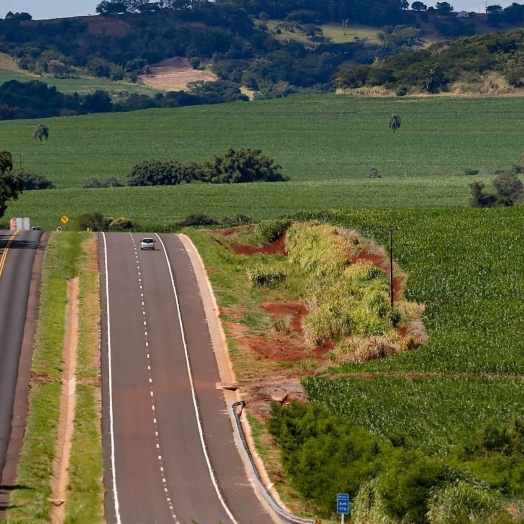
[101,233,274,524]
[0,230,43,492]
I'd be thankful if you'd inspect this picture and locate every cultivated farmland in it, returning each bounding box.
[4,94,524,226]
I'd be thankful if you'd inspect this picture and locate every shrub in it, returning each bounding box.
[368,166,383,178]
[104,176,124,187]
[220,213,253,226]
[197,148,290,183]
[255,219,291,244]
[464,168,480,176]
[127,160,197,186]
[177,214,218,227]
[15,170,55,190]
[108,217,137,230]
[83,177,103,189]
[246,266,286,288]
[273,314,292,334]
[75,212,110,231]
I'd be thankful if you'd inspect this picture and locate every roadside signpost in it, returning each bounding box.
[337,493,350,523]
[60,215,69,225]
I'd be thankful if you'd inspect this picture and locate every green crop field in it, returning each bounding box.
[6,176,487,230]
[3,93,524,225]
[3,94,524,189]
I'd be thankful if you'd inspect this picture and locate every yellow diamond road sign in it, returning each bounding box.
[60,215,69,224]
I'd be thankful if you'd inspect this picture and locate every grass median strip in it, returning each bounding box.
[4,232,103,524]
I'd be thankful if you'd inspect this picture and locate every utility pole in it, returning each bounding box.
[388,228,399,309]
[19,153,22,170]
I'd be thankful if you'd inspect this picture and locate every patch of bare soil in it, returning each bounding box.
[50,278,79,524]
[140,57,218,90]
[232,235,287,256]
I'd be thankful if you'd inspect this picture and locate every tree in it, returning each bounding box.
[0,150,24,219]
[486,4,503,13]
[33,124,49,141]
[435,2,454,14]
[411,1,427,11]
[96,1,129,16]
[389,115,402,133]
[492,171,524,205]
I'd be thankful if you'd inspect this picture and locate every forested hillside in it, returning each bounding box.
[334,28,524,94]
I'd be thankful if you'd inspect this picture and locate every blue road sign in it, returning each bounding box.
[337,493,350,515]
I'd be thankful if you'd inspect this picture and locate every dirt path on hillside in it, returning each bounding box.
[140,57,218,90]
[50,278,79,524]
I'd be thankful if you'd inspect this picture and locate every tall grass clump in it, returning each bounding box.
[246,265,287,288]
[255,218,291,244]
[285,222,424,357]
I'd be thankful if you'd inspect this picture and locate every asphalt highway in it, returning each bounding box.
[0,230,43,486]
[100,233,273,524]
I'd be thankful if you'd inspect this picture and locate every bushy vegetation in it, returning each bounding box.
[127,148,289,186]
[269,398,524,522]
[254,218,291,244]
[82,176,124,189]
[75,211,137,231]
[285,222,422,358]
[333,28,524,93]
[14,170,55,190]
[470,170,524,207]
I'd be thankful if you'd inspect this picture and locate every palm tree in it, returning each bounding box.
[33,124,49,141]
[389,115,401,133]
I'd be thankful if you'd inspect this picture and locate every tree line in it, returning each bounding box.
[0,79,248,120]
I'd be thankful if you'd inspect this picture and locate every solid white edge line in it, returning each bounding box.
[102,232,122,524]
[155,233,237,524]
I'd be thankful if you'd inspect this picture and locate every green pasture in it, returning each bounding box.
[2,94,524,191]
[0,68,158,96]
[6,176,486,230]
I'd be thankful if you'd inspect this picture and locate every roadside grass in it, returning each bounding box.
[6,175,490,231]
[65,235,104,524]
[4,232,103,524]
[2,94,524,190]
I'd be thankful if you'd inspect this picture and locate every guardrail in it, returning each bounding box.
[232,401,317,524]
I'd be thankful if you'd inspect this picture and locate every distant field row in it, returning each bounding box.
[0,68,158,96]
[2,94,524,189]
[6,176,487,230]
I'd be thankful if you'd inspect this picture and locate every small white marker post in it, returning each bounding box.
[337,493,350,524]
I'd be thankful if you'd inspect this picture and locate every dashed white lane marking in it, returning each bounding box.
[129,233,178,523]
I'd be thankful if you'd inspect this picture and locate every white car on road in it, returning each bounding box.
[140,238,156,250]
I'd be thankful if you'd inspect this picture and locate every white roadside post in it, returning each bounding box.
[337,493,350,523]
